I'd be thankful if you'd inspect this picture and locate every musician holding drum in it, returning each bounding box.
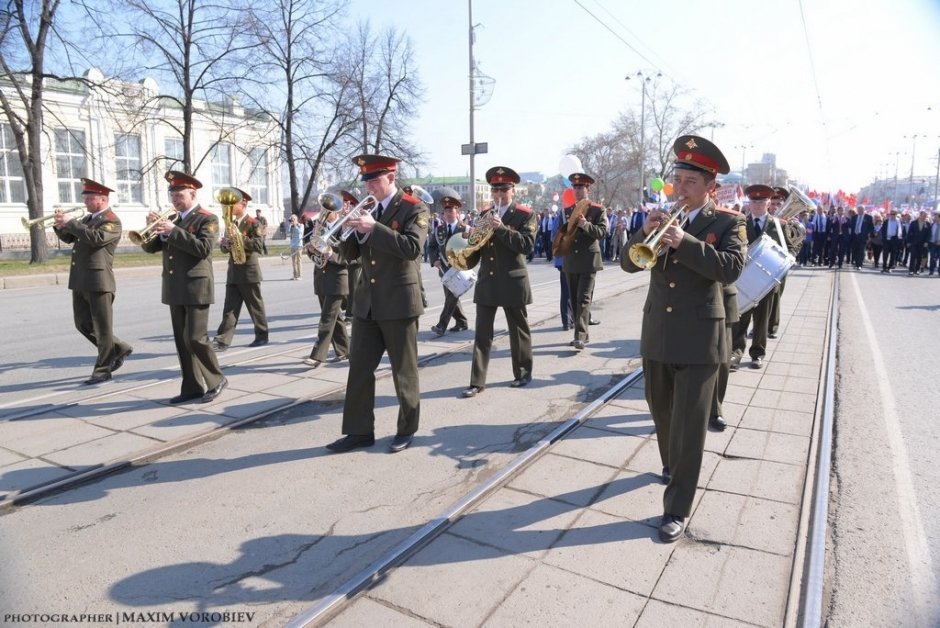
[731,184,790,370]
[460,166,537,398]
[427,187,471,336]
[52,178,133,385]
[620,135,746,542]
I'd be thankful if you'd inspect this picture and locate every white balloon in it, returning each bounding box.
[558,154,583,178]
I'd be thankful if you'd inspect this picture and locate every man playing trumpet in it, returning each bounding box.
[53,178,133,385]
[303,197,350,367]
[141,171,226,404]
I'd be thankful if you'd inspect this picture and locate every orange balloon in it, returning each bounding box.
[562,188,576,208]
[663,182,674,196]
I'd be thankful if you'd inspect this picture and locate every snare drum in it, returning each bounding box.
[442,266,477,298]
[735,234,795,314]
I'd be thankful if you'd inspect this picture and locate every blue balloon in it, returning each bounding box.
[561,177,572,188]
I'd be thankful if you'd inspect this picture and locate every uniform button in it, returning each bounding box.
[669,282,676,288]
[489,271,494,276]
[169,255,173,260]
[489,257,494,261]
[672,259,678,264]
[371,260,376,265]
[666,306,672,312]
[169,270,174,274]
[370,278,375,284]
[72,262,76,266]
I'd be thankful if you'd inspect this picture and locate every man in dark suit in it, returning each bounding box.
[326,154,429,454]
[53,178,133,385]
[212,188,269,351]
[621,135,746,542]
[809,205,828,265]
[629,205,646,236]
[141,171,226,404]
[461,166,537,398]
[561,172,607,350]
[907,210,930,275]
[731,184,786,370]
[880,209,903,272]
[826,206,850,268]
[850,206,874,269]
[303,200,349,367]
[427,187,470,336]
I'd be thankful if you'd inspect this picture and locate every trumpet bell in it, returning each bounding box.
[627,243,658,270]
[317,193,344,215]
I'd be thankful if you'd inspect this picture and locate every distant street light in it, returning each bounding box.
[734,144,754,185]
[626,70,661,206]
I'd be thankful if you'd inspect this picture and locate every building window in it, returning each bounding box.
[54,128,87,203]
[164,137,184,170]
[247,147,268,204]
[0,123,27,204]
[114,133,143,203]
[211,142,232,194]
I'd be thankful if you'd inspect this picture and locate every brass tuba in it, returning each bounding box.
[305,193,343,268]
[216,187,246,264]
[773,185,813,255]
[22,206,84,230]
[628,204,688,270]
[445,208,498,271]
[129,208,179,245]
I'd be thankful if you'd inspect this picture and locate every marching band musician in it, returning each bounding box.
[52,178,133,385]
[461,166,537,398]
[427,187,470,336]
[561,172,607,350]
[212,188,269,351]
[621,135,746,542]
[325,154,429,454]
[303,199,350,367]
[341,191,361,322]
[766,186,788,339]
[141,171,227,404]
[731,184,791,370]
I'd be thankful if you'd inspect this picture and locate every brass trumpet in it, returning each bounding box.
[129,208,179,245]
[21,206,84,230]
[628,204,688,270]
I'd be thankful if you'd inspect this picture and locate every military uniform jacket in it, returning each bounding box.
[141,205,219,306]
[339,190,428,320]
[220,215,264,285]
[427,220,466,272]
[463,203,537,308]
[622,200,746,364]
[314,240,350,297]
[53,209,122,293]
[562,201,607,273]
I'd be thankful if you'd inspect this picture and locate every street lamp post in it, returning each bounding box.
[909,134,918,204]
[627,70,660,206]
[735,144,753,186]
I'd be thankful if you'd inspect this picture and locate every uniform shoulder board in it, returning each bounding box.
[246,216,257,224]
[102,209,118,220]
[197,208,214,216]
[401,193,419,205]
[514,204,533,213]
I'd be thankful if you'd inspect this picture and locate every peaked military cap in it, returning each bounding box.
[80,178,115,196]
[745,184,774,200]
[341,190,359,205]
[165,171,203,191]
[772,186,789,201]
[485,166,520,188]
[568,172,595,186]
[673,135,730,175]
[438,186,462,207]
[353,154,400,181]
[233,187,252,202]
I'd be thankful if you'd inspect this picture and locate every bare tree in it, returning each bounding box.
[0,0,62,262]
[103,0,263,176]
[338,20,423,179]
[243,0,356,215]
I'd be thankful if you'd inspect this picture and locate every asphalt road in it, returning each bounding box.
[825,266,940,627]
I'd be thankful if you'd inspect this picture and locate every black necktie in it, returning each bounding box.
[447,224,453,239]
[755,218,762,232]
[374,203,384,222]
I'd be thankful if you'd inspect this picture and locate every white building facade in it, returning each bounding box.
[0,69,281,249]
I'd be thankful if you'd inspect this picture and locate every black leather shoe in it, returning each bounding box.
[462,386,483,398]
[84,373,112,385]
[249,337,268,347]
[326,433,375,452]
[562,324,570,331]
[212,339,228,352]
[750,357,763,369]
[302,357,323,368]
[388,433,413,453]
[431,325,445,336]
[169,392,203,404]
[110,347,133,373]
[659,513,685,543]
[449,323,468,332]
[201,377,228,403]
[709,415,727,431]
[573,340,585,350]
[334,354,349,362]
[589,318,600,325]
[662,466,671,484]
[768,332,778,339]
[510,375,532,388]
[729,355,741,372]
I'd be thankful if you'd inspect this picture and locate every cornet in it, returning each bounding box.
[21,206,84,230]
[309,194,378,255]
[628,204,689,270]
[129,208,179,245]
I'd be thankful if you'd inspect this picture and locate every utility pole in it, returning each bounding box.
[627,70,660,206]
[909,134,918,204]
[467,0,476,213]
